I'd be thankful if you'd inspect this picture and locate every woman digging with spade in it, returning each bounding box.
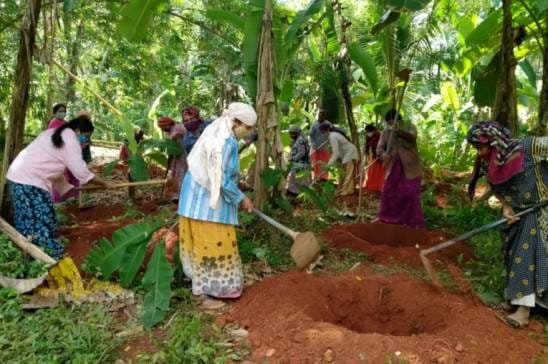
[7,115,114,259]
[177,102,256,307]
[467,122,548,328]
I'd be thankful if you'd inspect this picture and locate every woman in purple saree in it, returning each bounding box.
[376,109,425,228]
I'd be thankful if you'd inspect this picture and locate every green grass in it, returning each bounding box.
[368,262,459,291]
[0,289,120,363]
[424,199,506,302]
[138,291,244,363]
[322,248,369,273]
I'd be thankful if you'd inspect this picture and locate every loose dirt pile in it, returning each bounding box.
[324,221,473,267]
[225,269,544,363]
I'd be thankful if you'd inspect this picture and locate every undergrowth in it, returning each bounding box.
[322,248,369,273]
[140,313,228,364]
[0,288,119,363]
[138,290,240,363]
[0,234,48,278]
[424,202,506,302]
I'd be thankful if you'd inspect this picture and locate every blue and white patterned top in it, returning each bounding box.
[177,136,245,225]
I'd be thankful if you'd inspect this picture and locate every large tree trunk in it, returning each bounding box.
[43,2,56,129]
[334,0,360,155]
[340,66,360,154]
[539,22,548,135]
[65,20,83,103]
[253,0,283,207]
[0,0,43,216]
[492,0,518,135]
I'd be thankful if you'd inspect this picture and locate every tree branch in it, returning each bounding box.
[517,0,545,54]
[165,10,239,48]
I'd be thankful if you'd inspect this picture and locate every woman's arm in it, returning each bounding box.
[327,133,339,165]
[494,193,520,224]
[220,139,246,205]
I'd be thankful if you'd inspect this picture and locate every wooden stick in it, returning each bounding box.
[0,217,56,265]
[79,179,167,192]
[420,200,548,287]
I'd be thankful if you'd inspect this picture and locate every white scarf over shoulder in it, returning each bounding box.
[187,102,257,209]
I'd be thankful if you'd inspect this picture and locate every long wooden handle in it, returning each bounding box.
[420,201,548,257]
[253,208,298,239]
[79,179,167,191]
[0,217,57,265]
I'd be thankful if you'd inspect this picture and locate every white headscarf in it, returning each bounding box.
[187,102,257,209]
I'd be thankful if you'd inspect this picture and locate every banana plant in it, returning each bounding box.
[84,221,174,328]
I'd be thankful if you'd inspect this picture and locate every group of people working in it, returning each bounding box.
[4,100,547,328]
[291,108,425,228]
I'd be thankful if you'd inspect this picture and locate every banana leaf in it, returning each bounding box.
[139,244,173,328]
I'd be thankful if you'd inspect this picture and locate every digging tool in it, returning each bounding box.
[253,209,321,269]
[160,156,173,197]
[385,69,412,154]
[420,201,548,288]
[78,179,167,192]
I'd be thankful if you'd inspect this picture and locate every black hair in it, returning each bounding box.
[135,130,144,143]
[51,115,94,148]
[365,124,377,132]
[52,103,66,114]
[384,109,402,122]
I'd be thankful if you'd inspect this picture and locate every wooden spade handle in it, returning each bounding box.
[0,217,57,265]
[253,209,299,239]
[420,201,548,257]
[79,179,167,191]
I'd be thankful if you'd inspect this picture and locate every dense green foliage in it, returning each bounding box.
[0,234,48,279]
[1,0,546,173]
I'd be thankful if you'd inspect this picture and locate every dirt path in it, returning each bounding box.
[223,267,545,363]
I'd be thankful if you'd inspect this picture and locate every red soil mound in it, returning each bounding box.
[226,269,544,363]
[324,221,473,266]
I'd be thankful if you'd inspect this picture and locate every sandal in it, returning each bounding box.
[200,297,227,310]
[495,312,528,328]
[489,301,512,312]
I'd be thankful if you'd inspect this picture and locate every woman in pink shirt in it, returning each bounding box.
[7,116,113,259]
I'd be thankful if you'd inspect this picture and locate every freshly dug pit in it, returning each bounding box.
[313,279,448,336]
[225,270,543,363]
[324,221,473,266]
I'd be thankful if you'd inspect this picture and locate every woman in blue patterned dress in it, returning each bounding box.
[467,122,547,328]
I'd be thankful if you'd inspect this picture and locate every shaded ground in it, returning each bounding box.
[224,268,545,363]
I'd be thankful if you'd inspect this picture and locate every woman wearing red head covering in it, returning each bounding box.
[158,116,187,202]
[182,106,206,154]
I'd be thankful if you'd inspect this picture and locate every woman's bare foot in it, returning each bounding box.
[504,306,530,328]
